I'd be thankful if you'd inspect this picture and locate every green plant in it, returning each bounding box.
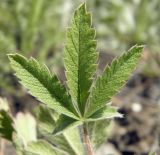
[5,3,143,155]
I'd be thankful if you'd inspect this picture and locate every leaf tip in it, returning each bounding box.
[7,53,15,60]
[76,2,87,13]
[8,53,23,60]
[8,53,28,66]
[131,44,145,51]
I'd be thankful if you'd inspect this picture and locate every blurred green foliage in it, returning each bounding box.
[88,0,160,53]
[0,0,72,95]
[0,0,160,96]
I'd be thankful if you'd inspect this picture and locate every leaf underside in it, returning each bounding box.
[26,140,64,155]
[35,105,84,155]
[86,45,143,117]
[64,3,98,114]
[88,119,112,149]
[34,105,56,134]
[9,54,78,119]
[45,130,84,155]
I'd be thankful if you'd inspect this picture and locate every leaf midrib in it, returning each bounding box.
[73,11,84,115]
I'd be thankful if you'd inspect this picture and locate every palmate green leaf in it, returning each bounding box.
[87,106,122,121]
[26,140,64,155]
[64,3,98,114]
[8,3,144,147]
[9,54,79,119]
[86,45,144,117]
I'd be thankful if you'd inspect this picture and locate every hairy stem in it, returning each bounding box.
[82,123,94,155]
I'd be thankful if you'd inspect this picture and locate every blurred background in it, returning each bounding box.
[0,0,160,155]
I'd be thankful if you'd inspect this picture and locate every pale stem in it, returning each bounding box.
[82,123,94,155]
